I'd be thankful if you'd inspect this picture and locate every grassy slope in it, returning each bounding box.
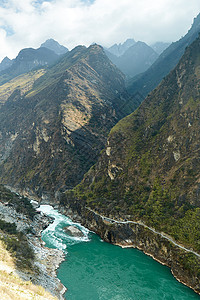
[0,69,46,107]
[0,240,57,300]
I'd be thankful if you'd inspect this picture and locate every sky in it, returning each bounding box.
[0,0,200,61]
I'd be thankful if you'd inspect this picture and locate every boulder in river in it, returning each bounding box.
[63,225,84,237]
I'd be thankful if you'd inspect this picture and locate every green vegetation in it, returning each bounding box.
[0,219,17,234]
[0,239,57,299]
[0,185,36,219]
[1,231,35,271]
[0,185,36,270]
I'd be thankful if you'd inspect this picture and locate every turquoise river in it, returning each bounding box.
[38,205,200,300]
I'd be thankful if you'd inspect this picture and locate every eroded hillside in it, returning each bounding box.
[0,44,136,197]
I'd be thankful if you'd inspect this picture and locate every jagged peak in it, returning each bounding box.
[1,56,11,63]
[40,38,68,55]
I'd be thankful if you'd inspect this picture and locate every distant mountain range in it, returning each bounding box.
[151,42,171,55]
[0,39,68,85]
[0,56,13,72]
[106,38,136,57]
[105,39,170,78]
[127,13,200,97]
[0,37,171,87]
[105,41,159,78]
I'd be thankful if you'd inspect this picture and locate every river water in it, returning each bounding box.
[38,205,200,300]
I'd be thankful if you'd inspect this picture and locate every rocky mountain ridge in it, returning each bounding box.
[0,56,13,72]
[0,44,136,197]
[0,39,68,85]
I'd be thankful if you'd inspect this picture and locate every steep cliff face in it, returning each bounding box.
[0,44,136,196]
[62,35,200,289]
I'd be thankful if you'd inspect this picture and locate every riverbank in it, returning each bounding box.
[4,185,200,297]
[58,197,200,296]
[0,189,67,300]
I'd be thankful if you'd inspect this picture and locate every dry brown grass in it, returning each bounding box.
[0,240,58,300]
[0,69,46,106]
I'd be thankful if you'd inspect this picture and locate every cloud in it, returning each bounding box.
[0,0,199,61]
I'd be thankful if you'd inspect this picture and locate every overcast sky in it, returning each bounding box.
[0,0,200,61]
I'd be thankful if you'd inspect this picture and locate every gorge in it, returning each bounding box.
[0,14,200,299]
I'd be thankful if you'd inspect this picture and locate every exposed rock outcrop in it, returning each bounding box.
[63,225,84,237]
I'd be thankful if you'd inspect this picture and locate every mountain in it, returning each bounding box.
[128,13,200,98]
[106,38,136,57]
[0,47,59,85]
[40,38,68,55]
[0,56,13,72]
[62,34,200,293]
[0,44,136,197]
[106,41,158,78]
[151,42,171,55]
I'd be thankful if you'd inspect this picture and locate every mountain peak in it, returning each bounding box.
[40,38,68,55]
[106,40,158,78]
[107,38,136,57]
[0,56,13,72]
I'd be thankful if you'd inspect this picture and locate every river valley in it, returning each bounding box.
[38,205,200,300]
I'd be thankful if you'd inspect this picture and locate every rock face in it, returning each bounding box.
[128,13,200,98]
[62,33,200,294]
[0,44,136,197]
[64,225,84,237]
